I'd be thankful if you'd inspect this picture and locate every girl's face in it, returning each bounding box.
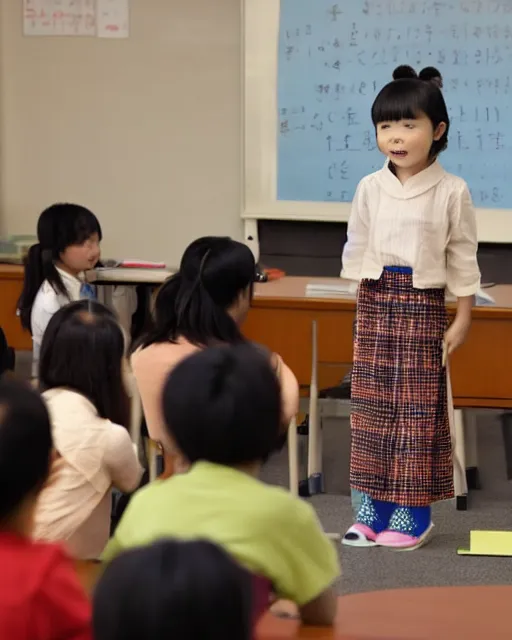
[59,233,101,274]
[376,113,446,179]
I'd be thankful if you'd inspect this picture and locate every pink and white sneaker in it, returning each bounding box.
[376,522,434,551]
[342,523,379,548]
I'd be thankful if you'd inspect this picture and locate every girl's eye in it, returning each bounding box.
[405,123,415,129]
[379,124,390,130]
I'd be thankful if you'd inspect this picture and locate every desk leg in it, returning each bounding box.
[97,285,114,310]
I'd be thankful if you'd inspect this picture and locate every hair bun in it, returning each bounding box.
[392,65,418,80]
[419,66,443,88]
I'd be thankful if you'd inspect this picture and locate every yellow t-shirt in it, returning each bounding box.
[102,462,340,605]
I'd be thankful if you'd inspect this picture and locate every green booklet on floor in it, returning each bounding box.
[458,530,512,556]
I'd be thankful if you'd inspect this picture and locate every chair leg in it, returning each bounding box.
[307,320,323,495]
[453,409,468,511]
[501,411,512,481]
[464,411,480,490]
[288,416,299,497]
[148,440,159,482]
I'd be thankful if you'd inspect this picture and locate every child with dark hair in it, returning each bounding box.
[18,203,137,378]
[104,343,339,627]
[34,300,143,559]
[0,378,91,639]
[18,203,102,378]
[94,539,252,640]
[131,235,298,473]
[341,65,480,550]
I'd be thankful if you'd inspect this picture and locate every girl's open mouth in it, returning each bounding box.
[391,150,408,157]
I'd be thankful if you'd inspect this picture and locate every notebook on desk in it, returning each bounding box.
[305,282,355,297]
[98,259,167,270]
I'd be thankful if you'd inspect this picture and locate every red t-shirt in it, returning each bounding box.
[0,532,92,640]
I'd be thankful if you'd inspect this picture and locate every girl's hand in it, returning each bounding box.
[444,316,471,360]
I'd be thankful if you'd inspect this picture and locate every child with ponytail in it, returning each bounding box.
[18,203,102,378]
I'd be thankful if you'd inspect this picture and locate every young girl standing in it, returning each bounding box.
[341,65,480,550]
[18,203,102,378]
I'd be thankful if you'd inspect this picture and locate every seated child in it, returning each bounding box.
[0,378,91,639]
[34,300,143,559]
[103,343,340,626]
[94,539,252,640]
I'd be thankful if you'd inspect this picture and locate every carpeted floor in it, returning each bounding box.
[261,411,512,595]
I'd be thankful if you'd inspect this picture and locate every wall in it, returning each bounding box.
[0,0,242,264]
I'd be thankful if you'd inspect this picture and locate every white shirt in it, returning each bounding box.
[341,161,481,297]
[34,388,143,559]
[30,267,85,377]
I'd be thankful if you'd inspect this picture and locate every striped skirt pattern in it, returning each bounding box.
[350,269,454,507]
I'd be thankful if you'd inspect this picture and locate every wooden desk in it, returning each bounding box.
[73,564,512,640]
[244,277,512,409]
[3,265,512,408]
[257,586,512,639]
[0,265,31,351]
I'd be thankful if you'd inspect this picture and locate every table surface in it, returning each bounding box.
[72,562,512,639]
[253,276,512,311]
[2,264,512,311]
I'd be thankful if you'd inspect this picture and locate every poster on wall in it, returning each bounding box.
[23,0,129,38]
[23,0,96,37]
[97,0,129,38]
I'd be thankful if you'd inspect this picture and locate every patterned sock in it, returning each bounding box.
[356,493,396,534]
[387,506,432,537]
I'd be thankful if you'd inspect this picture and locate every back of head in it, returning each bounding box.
[163,343,281,466]
[39,300,129,427]
[137,236,256,349]
[18,203,102,332]
[371,64,449,156]
[93,539,252,640]
[0,378,52,524]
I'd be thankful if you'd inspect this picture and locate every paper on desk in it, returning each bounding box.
[446,287,496,306]
[97,0,129,38]
[307,282,496,304]
[305,282,356,297]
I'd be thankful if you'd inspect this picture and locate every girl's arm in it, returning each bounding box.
[340,181,370,281]
[445,184,480,354]
[104,425,144,493]
[446,183,480,299]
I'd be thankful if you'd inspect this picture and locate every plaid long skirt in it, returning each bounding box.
[350,269,454,507]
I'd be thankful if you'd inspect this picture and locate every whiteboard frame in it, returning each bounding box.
[242,0,512,243]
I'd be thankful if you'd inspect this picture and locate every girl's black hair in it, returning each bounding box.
[162,343,282,466]
[39,300,130,428]
[93,539,252,640]
[371,65,450,157]
[0,378,53,523]
[135,236,256,351]
[18,203,102,333]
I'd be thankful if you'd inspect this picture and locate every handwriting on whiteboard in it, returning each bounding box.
[277,0,512,208]
[23,0,96,37]
[97,0,129,39]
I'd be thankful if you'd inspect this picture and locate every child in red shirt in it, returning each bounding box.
[0,378,91,640]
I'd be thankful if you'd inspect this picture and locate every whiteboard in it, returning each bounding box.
[243,0,512,242]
